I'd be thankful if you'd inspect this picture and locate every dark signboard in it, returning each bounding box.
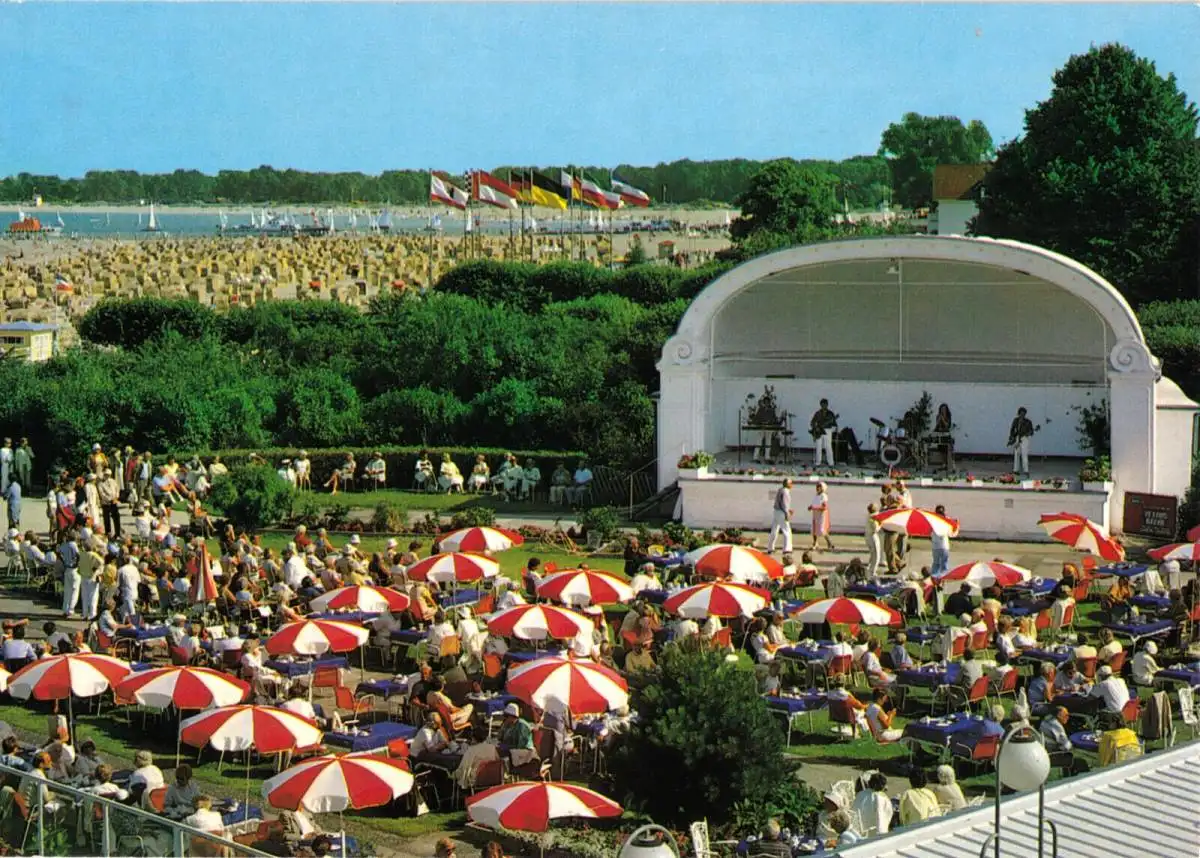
[1123,492,1178,540]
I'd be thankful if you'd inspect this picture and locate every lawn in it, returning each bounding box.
[290,486,579,517]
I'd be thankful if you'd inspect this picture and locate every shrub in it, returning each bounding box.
[609,647,788,828]
[78,297,217,347]
[577,505,622,543]
[291,493,325,527]
[450,506,497,529]
[371,502,408,533]
[208,464,295,531]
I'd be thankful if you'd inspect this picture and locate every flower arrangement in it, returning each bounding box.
[677,451,716,470]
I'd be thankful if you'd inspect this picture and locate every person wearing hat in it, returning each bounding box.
[87,444,109,479]
[277,459,297,488]
[815,790,848,843]
[496,702,535,765]
[1131,640,1161,686]
[1089,663,1131,714]
[365,452,387,490]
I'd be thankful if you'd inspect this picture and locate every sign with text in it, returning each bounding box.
[1123,492,1178,540]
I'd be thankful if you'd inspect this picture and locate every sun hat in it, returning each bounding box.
[503,703,520,717]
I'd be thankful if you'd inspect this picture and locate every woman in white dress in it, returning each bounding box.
[809,482,834,551]
[438,453,465,493]
[467,455,490,492]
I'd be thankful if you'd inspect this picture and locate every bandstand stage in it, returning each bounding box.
[655,236,1198,540]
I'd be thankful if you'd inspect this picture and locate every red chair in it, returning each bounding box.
[333,685,375,725]
[1107,650,1127,674]
[312,667,341,697]
[827,699,860,740]
[482,653,504,682]
[169,646,191,666]
[467,758,505,795]
[1121,697,1142,727]
[941,675,991,715]
[950,633,967,659]
[1034,610,1052,633]
[475,593,495,615]
[982,612,996,634]
[147,787,167,813]
[969,629,989,652]
[819,654,853,690]
[1077,656,1097,679]
[952,733,999,775]
[711,627,732,649]
[386,738,411,762]
[1073,581,1091,603]
[510,728,554,781]
[992,668,1020,704]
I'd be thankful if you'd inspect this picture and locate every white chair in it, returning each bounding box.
[689,819,738,858]
[1178,686,1198,740]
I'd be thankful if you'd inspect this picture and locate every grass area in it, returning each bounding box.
[293,487,576,516]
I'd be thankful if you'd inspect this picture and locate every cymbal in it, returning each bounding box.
[869,417,886,428]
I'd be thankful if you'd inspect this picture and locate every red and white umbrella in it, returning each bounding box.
[181,705,323,754]
[872,507,960,538]
[506,657,629,715]
[114,666,250,711]
[265,619,369,657]
[466,782,622,832]
[663,582,770,619]
[486,604,592,641]
[1038,513,1124,561]
[309,585,411,614]
[437,527,524,553]
[188,544,219,604]
[936,561,1032,589]
[404,552,500,584]
[536,570,634,606]
[788,597,902,627]
[9,653,131,701]
[1148,542,1200,563]
[263,753,414,813]
[685,544,784,584]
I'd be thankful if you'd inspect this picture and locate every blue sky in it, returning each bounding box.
[1,3,1196,176]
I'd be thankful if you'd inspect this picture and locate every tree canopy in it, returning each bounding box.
[878,112,994,209]
[730,160,839,242]
[972,43,1200,306]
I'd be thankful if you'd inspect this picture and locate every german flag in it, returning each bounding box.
[529,171,568,209]
[509,170,535,205]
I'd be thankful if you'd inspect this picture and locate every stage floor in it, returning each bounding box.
[712,449,1087,483]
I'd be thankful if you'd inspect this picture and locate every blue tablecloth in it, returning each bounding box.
[117,626,169,641]
[325,720,417,752]
[648,552,687,568]
[1005,598,1053,618]
[1105,619,1175,639]
[896,663,961,689]
[1131,594,1171,612]
[1070,730,1100,752]
[845,580,902,600]
[357,677,409,697]
[904,626,944,644]
[438,588,483,608]
[217,802,263,826]
[777,642,834,662]
[765,692,828,714]
[265,656,349,677]
[131,661,154,672]
[1017,647,1075,667]
[1155,667,1200,687]
[505,648,565,664]
[1007,578,1057,597]
[640,589,669,605]
[1094,563,1148,578]
[903,713,1001,747]
[390,628,425,645]
[469,693,520,716]
[309,611,378,624]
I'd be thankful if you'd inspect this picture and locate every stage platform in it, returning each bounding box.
[676,452,1112,541]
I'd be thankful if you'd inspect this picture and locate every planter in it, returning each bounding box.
[919,477,933,487]
[968,479,983,487]
[678,466,708,479]
[862,476,876,484]
[1082,480,1113,492]
[1021,480,1035,490]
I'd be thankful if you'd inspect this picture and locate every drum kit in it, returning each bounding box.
[869,417,928,470]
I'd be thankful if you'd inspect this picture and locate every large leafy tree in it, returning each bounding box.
[729,159,838,243]
[878,113,994,209]
[973,44,1200,305]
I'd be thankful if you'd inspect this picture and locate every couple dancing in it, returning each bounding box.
[766,478,835,554]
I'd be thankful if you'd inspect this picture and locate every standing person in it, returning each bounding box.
[766,479,793,554]
[865,503,882,576]
[893,481,913,562]
[931,504,951,577]
[79,538,105,621]
[1008,406,1035,476]
[13,438,32,492]
[809,481,834,552]
[98,470,121,538]
[59,530,82,619]
[0,438,11,494]
[4,479,19,530]
[810,399,838,467]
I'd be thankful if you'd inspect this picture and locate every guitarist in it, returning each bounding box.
[1008,406,1035,476]
[810,399,839,467]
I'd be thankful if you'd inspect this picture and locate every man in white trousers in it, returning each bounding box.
[767,479,794,553]
[810,399,838,467]
[58,531,81,618]
[78,539,105,621]
[1008,406,1035,476]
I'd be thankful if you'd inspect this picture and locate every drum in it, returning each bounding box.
[879,443,903,467]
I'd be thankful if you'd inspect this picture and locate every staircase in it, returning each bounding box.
[630,483,680,521]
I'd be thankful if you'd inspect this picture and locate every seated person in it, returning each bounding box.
[164,763,200,817]
[1097,628,1123,666]
[761,661,783,695]
[363,453,387,489]
[943,583,975,619]
[628,563,661,595]
[747,618,778,664]
[21,753,63,814]
[1088,664,1131,714]
[496,703,536,766]
[1054,662,1089,696]
[958,648,985,689]
[929,765,966,811]
[438,453,464,493]
[84,764,128,801]
[1050,589,1076,631]
[1102,577,1134,622]
[72,739,100,781]
[988,652,1016,687]
[828,811,860,849]
[898,769,940,826]
[749,819,792,858]
[1130,641,1160,687]
[1013,616,1038,649]
[548,462,572,504]
[41,725,75,781]
[425,609,458,661]
[323,454,356,494]
[130,749,165,792]
[183,794,226,836]
[467,455,491,493]
[519,459,540,500]
[1140,562,1167,595]
[861,639,894,688]
[864,689,902,742]
[994,617,1020,660]
[1028,661,1056,710]
[425,676,473,732]
[889,633,915,671]
[411,712,450,760]
[1039,705,1083,775]
[850,772,892,837]
[624,640,656,674]
[282,684,326,727]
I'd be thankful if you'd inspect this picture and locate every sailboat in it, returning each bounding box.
[141,203,160,232]
[377,207,392,232]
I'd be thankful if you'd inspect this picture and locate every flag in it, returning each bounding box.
[510,171,535,205]
[471,170,518,209]
[529,172,568,209]
[54,274,73,294]
[612,177,651,207]
[561,170,583,203]
[577,176,610,209]
[601,190,623,211]
[430,172,468,210]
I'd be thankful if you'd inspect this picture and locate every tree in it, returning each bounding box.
[730,160,839,243]
[608,647,788,828]
[208,464,295,531]
[878,113,994,209]
[972,44,1200,306]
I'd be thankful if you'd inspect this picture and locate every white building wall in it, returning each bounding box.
[934,199,978,235]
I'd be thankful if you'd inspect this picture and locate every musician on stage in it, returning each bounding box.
[933,403,955,472]
[810,399,838,467]
[1008,406,1035,476]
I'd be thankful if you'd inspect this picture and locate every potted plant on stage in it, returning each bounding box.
[677,451,715,479]
[1079,456,1112,492]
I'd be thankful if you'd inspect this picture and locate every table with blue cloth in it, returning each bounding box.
[1005,578,1057,598]
[326,720,418,752]
[896,663,961,689]
[737,836,826,856]
[1005,598,1053,618]
[1105,618,1175,644]
[117,626,169,641]
[765,692,828,715]
[1017,647,1075,668]
[640,588,669,606]
[505,648,565,664]
[845,580,902,600]
[904,626,944,644]
[1131,593,1171,613]
[902,712,1001,756]
[438,588,483,608]
[468,692,521,716]
[265,656,349,677]
[648,551,687,568]
[776,642,834,662]
[130,661,154,672]
[391,628,425,645]
[1069,730,1100,752]
[357,677,409,698]
[216,801,264,826]
[309,611,378,624]
[1154,666,1200,688]
[1093,563,1148,578]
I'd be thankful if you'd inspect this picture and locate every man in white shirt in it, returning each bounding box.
[566,460,593,505]
[425,610,457,661]
[129,750,165,792]
[930,504,951,577]
[629,563,661,594]
[766,479,794,554]
[183,795,226,834]
[116,557,141,621]
[411,713,449,759]
[283,549,308,591]
[1089,664,1131,713]
[1140,563,1166,595]
[281,686,324,726]
[1161,558,1183,593]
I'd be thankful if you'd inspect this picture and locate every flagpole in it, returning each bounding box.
[427,169,434,290]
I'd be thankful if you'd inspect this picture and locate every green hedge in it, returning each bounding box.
[174,445,585,485]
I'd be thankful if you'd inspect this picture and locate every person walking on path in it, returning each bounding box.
[809,481,835,552]
[767,479,794,554]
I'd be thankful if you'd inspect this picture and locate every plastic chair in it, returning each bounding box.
[827,699,860,740]
[312,666,341,697]
[951,733,999,776]
[334,686,375,725]
[1076,656,1097,679]
[819,654,853,690]
[1178,687,1198,739]
[148,786,167,812]
[949,633,967,659]
[992,668,1020,705]
[1108,650,1127,674]
[1121,697,1142,727]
